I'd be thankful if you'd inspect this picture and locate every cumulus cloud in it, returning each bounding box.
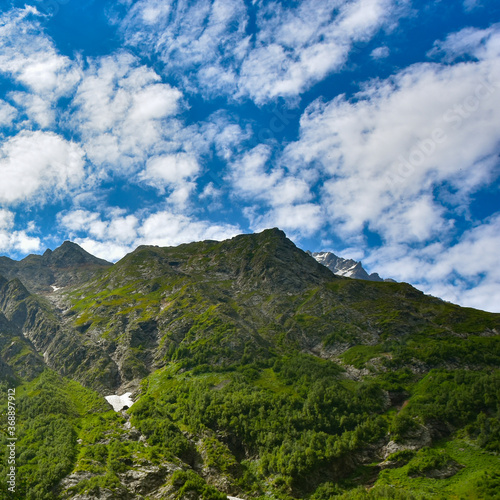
[118,0,408,103]
[118,0,247,97]
[0,131,86,205]
[250,203,324,237]
[285,24,500,243]
[67,52,226,208]
[371,46,390,59]
[9,92,55,128]
[0,6,81,126]
[429,24,500,61]
[197,111,251,161]
[273,24,500,311]
[364,214,500,313]
[0,100,17,127]
[69,52,184,173]
[59,209,139,245]
[139,153,200,207]
[227,144,323,236]
[58,207,242,261]
[0,209,41,254]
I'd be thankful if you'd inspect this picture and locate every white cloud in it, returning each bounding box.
[463,0,481,12]
[429,24,499,62]
[229,145,316,207]
[240,0,406,102]
[7,231,41,254]
[137,210,241,247]
[139,153,200,207]
[0,209,41,254]
[0,210,14,230]
[276,24,500,312]
[118,0,408,103]
[60,209,139,246]
[364,214,500,313]
[227,144,323,236]
[0,6,81,126]
[119,0,247,96]
[285,24,500,243]
[0,101,17,127]
[9,92,55,128]
[0,131,86,204]
[229,145,279,199]
[250,203,324,237]
[197,111,251,161]
[371,46,390,59]
[70,52,184,172]
[58,207,242,261]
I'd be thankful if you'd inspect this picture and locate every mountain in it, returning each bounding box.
[0,229,499,500]
[0,240,112,293]
[309,251,390,282]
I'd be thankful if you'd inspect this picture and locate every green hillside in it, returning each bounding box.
[0,229,499,499]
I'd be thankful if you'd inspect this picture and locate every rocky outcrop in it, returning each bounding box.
[309,250,392,282]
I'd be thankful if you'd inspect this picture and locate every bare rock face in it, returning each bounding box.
[309,250,391,282]
[59,471,97,493]
[118,464,177,496]
[0,273,121,391]
[59,461,182,499]
[64,490,130,500]
[382,423,433,459]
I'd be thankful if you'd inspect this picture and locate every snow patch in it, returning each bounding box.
[105,392,134,411]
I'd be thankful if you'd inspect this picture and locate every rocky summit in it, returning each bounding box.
[0,240,112,294]
[0,229,499,499]
[308,251,391,282]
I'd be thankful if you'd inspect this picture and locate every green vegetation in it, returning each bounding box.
[123,352,500,498]
[171,470,227,499]
[0,229,499,498]
[0,370,109,499]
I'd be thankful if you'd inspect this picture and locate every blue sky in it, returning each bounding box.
[0,0,499,312]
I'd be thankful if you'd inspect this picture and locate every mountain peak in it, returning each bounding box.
[0,242,112,293]
[260,227,287,238]
[46,241,111,269]
[310,250,388,282]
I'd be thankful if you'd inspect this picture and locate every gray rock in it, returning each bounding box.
[308,250,386,281]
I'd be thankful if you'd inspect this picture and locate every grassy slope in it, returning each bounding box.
[0,230,499,498]
[0,370,225,500]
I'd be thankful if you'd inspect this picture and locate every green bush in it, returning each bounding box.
[171,470,227,499]
[406,447,453,477]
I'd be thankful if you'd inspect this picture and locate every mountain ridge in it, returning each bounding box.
[0,228,499,499]
[309,250,393,282]
[0,240,112,294]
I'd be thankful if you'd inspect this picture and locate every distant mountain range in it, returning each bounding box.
[0,240,112,293]
[308,251,395,282]
[0,229,498,499]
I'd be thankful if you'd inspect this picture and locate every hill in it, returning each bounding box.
[0,229,499,499]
